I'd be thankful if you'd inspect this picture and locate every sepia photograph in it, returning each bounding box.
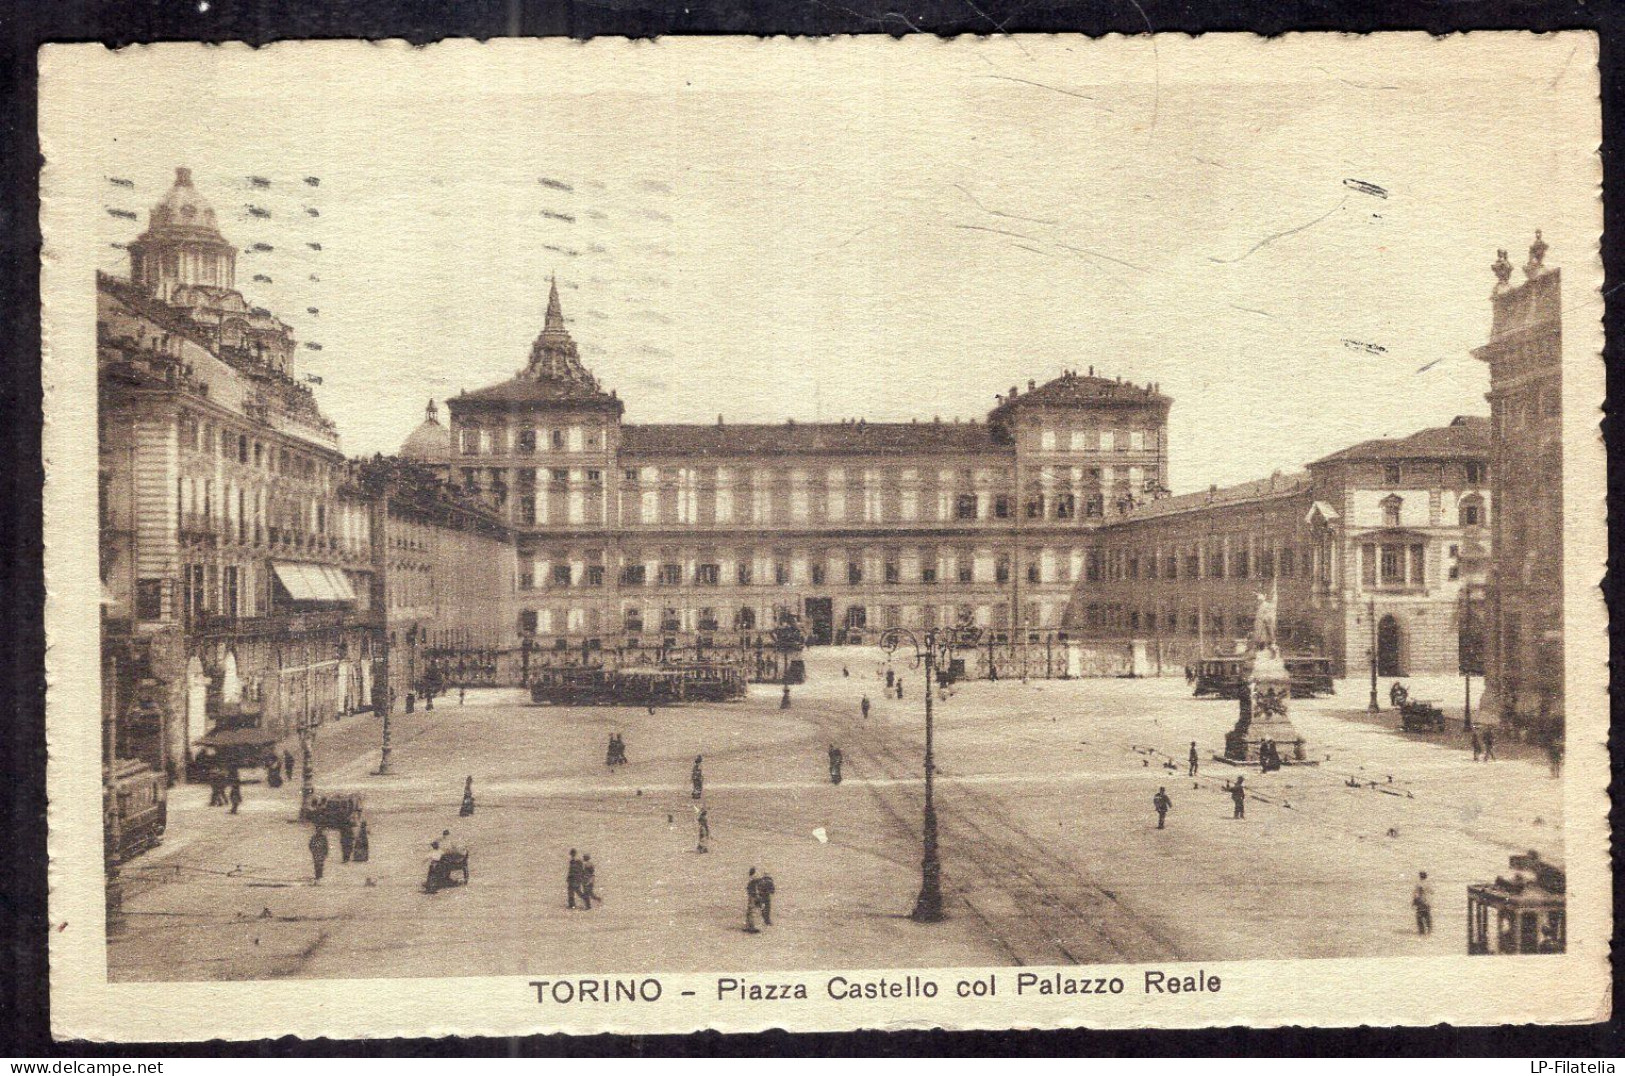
[39,32,1608,1039]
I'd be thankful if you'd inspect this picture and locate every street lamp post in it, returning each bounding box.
[880,622,982,923]
[1366,597,1380,713]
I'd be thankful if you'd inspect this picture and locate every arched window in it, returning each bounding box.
[1381,494,1403,528]
[735,607,756,630]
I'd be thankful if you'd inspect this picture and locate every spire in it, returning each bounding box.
[425,398,439,423]
[544,275,565,333]
[523,273,599,389]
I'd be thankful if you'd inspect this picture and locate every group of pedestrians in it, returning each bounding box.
[308,816,369,884]
[207,768,244,814]
[566,848,600,909]
[1470,726,1498,762]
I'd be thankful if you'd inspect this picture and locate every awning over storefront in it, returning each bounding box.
[319,565,357,602]
[274,561,359,604]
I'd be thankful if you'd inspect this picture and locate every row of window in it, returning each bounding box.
[1379,461,1488,487]
[1085,543,1314,584]
[459,425,605,455]
[518,601,1058,636]
[180,412,328,483]
[1030,427,1160,453]
[519,552,1078,590]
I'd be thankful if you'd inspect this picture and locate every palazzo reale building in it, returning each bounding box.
[407,281,1172,676]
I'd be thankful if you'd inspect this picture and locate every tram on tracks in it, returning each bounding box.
[104,758,167,866]
[1191,654,1336,699]
[529,663,747,706]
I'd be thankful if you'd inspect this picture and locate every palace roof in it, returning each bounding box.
[620,419,1006,458]
[1119,470,1313,523]
[987,370,1169,426]
[1311,416,1490,466]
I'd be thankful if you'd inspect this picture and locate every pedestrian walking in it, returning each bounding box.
[338,817,355,863]
[228,773,243,815]
[744,867,761,933]
[780,684,792,710]
[567,849,584,909]
[691,756,704,800]
[459,687,466,706]
[885,668,894,689]
[606,734,618,769]
[266,760,283,788]
[696,806,710,853]
[580,855,598,909]
[1188,741,1199,777]
[283,749,296,782]
[352,819,370,863]
[1471,730,1482,761]
[828,744,843,785]
[842,665,849,678]
[308,827,329,884]
[896,680,904,700]
[757,870,775,926]
[460,775,476,816]
[208,772,226,807]
[1230,775,1247,819]
[1482,727,1496,761]
[1412,871,1434,935]
[860,695,871,719]
[1153,786,1172,829]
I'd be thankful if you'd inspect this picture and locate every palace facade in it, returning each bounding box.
[99,167,511,787]
[1474,236,1563,735]
[417,281,1172,676]
[1060,417,1491,678]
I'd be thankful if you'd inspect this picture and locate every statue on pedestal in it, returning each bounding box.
[1223,584,1310,766]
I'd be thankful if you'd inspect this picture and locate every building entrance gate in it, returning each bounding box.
[804,597,833,646]
[1378,614,1404,677]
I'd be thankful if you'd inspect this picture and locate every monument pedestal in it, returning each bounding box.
[1222,650,1310,765]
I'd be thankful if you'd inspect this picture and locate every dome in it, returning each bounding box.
[400,400,451,461]
[145,167,226,239]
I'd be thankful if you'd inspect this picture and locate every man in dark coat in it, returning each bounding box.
[1230,776,1247,819]
[756,870,776,926]
[283,749,296,782]
[579,854,598,909]
[1482,727,1496,761]
[1153,786,1172,829]
[1188,741,1199,777]
[691,756,704,800]
[338,817,355,863]
[860,695,871,719]
[567,848,584,909]
[308,827,329,884]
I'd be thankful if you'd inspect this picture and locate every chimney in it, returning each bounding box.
[1028,379,1036,391]
[1010,385,1019,398]
[716,414,724,426]
[175,166,193,187]
[1088,365,1094,376]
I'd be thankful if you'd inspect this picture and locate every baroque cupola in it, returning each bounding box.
[127,166,238,302]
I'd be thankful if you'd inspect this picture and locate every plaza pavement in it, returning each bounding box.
[107,649,1563,981]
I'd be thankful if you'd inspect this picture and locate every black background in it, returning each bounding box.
[1,0,1620,1057]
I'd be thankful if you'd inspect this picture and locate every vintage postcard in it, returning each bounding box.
[41,34,1608,1040]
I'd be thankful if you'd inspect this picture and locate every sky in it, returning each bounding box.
[56,34,1601,491]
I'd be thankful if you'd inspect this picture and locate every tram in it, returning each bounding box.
[103,758,167,866]
[1468,851,1565,955]
[1192,654,1336,699]
[529,663,746,706]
